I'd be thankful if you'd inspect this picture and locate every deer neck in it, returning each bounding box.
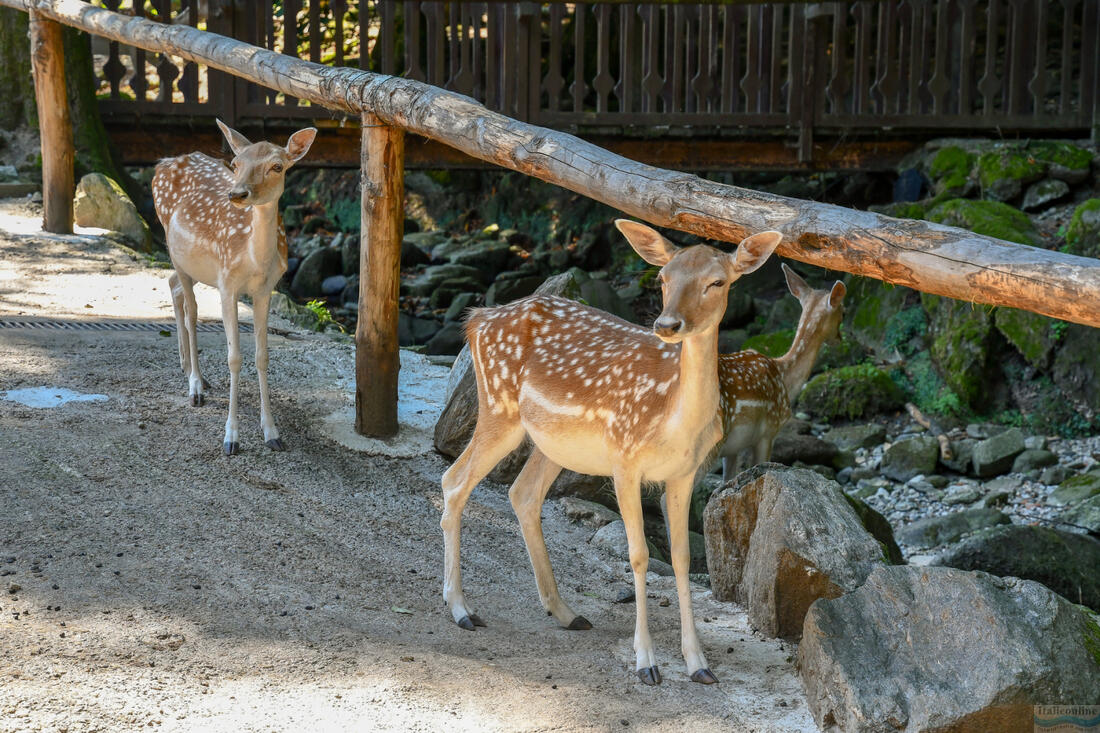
[776,309,828,405]
[247,199,281,270]
[674,327,721,432]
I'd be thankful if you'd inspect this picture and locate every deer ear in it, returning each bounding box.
[829,280,847,308]
[615,219,679,267]
[781,262,812,300]
[285,127,317,164]
[730,230,782,275]
[216,119,252,156]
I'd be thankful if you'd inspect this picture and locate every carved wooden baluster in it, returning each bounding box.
[977,0,1003,117]
[102,0,125,100]
[380,0,396,76]
[690,4,717,114]
[283,0,299,104]
[446,1,459,89]
[471,4,485,103]
[425,2,445,88]
[179,0,199,104]
[483,2,498,107]
[570,4,587,114]
[616,4,638,115]
[1027,0,1049,118]
[130,0,148,102]
[720,4,741,115]
[741,4,763,114]
[153,0,178,105]
[957,0,978,115]
[667,5,685,114]
[851,2,873,115]
[927,0,953,115]
[1081,0,1099,126]
[826,0,850,115]
[641,3,662,114]
[870,0,899,114]
[543,3,566,112]
[1057,0,1079,116]
[592,4,614,113]
[332,0,346,66]
[1005,0,1032,115]
[405,2,425,82]
[682,4,697,114]
[767,4,783,114]
[909,0,931,114]
[308,0,321,64]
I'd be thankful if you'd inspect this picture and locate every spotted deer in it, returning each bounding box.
[441,220,781,685]
[152,120,316,455]
[716,264,846,481]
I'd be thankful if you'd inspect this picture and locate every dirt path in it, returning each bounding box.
[0,200,816,732]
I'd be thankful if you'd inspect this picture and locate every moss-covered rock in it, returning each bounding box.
[842,493,905,565]
[926,198,1040,246]
[1026,140,1093,184]
[994,307,1060,369]
[922,294,995,408]
[871,201,928,219]
[843,277,914,354]
[927,145,976,198]
[975,149,1046,202]
[797,364,905,420]
[741,329,794,358]
[892,351,964,417]
[1052,324,1100,412]
[1065,198,1100,259]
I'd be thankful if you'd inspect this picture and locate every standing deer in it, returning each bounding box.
[441,220,781,685]
[152,120,316,455]
[716,264,846,481]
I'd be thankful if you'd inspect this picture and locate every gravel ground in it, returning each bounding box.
[0,199,815,732]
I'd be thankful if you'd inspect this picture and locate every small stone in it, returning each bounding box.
[971,428,1026,478]
[1021,178,1070,212]
[560,497,619,529]
[320,274,347,296]
[880,436,940,482]
[942,486,983,506]
[7,583,20,594]
[823,424,887,451]
[1011,449,1057,473]
[614,588,635,604]
[1048,472,1100,507]
[1040,465,1070,486]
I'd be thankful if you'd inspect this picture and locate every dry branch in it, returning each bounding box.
[6,0,1100,327]
[905,402,954,462]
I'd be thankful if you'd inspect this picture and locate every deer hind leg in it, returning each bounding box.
[508,448,590,630]
[441,414,525,630]
[251,289,282,451]
[612,466,660,685]
[753,436,774,466]
[220,290,242,455]
[169,273,190,376]
[176,272,206,406]
[666,473,717,684]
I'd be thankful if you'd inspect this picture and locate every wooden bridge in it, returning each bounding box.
[96,0,1100,171]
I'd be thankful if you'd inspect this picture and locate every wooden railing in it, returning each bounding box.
[92,0,1100,164]
[7,0,1100,439]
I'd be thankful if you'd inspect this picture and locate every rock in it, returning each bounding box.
[269,292,324,331]
[798,565,1100,733]
[423,322,465,356]
[796,364,905,421]
[1024,435,1048,450]
[444,292,477,323]
[880,436,940,483]
[0,164,18,182]
[448,239,516,271]
[578,277,634,323]
[720,288,755,328]
[405,264,487,296]
[895,507,1011,550]
[1064,198,1100,259]
[398,313,440,347]
[290,246,342,297]
[1052,323,1100,412]
[589,520,663,570]
[842,493,905,565]
[936,524,1100,612]
[926,145,975,198]
[340,275,359,307]
[942,485,982,506]
[1028,140,1093,184]
[823,424,886,451]
[926,198,1041,246]
[922,293,994,407]
[485,274,543,306]
[1041,465,1071,486]
[559,496,619,529]
[971,427,1026,478]
[1012,449,1057,473]
[940,438,976,475]
[769,430,838,466]
[1060,495,1100,535]
[893,167,926,202]
[1021,178,1070,211]
[73,173,152,251]
[320,274,347,296]
[1048,472,1100,507]
[400,237,431,268]
[404,231,446,251]
[843,277,913,355]
[549,470,612,504]
[984,474,1024,493]
[975,148,1047,201]
[994,307,1059,369]
[703,466,887,640]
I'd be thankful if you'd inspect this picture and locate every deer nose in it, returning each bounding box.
[228,188,249,203]
[653,316,683,338]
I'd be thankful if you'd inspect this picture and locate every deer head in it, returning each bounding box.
[615,220,782,342]
[781,263,846,342]
[215,119,317,208]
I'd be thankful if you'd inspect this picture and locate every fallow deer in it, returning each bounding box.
[152,120,316,455]
[441,220,781,685]
[717,264,846,481]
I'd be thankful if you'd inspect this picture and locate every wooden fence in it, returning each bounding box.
[93,0,1100,166]
[6,0,1100,439]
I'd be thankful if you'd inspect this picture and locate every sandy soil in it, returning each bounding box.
[0,199,816,732]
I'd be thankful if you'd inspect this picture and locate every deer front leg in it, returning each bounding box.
[169,273,191,376]
[509,449,590,630]
[666,473,717,684]
[177,272,205,406]
[251,290,283,450]
[613,467,659,685]
[220,291,241,455]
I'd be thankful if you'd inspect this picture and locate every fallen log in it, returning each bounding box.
[4,0,1100,328]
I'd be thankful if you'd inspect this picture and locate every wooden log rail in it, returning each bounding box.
[6,0,1100,437]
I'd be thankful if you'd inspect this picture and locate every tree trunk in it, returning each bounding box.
[0,8,35,130]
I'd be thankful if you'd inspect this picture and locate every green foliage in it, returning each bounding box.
[882,307,927,356]
[928,146,975,196]
[1050,320,1070,342]
[1025,141,1094,172]
[975,149,1045,190]
[1065,199,1100,258]
[1081,609,1100,669]
[993,307,1057,369]
[305,299,340,332]
[741,329,794,358]
[923,294,994,407]
[797,363,905,420]
[926,198,1040,246]
[892,352,965,417]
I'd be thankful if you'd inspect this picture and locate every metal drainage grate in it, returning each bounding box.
[0,318,251,333]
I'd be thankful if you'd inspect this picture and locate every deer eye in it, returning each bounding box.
[707,279,725,290]
[271,163,283,173]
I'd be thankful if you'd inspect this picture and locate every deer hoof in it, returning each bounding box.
[223,441,239,456]
[637,666,662,686]
[456,615,478,631]
[690,668,719,685]
[201,377,211,390]
[470,613,486,627]
[567,615,592,630]
[190,393,204,407]
[265,438,285,452]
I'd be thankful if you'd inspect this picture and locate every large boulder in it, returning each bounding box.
[922,293,995,407]
[879,436,939,482]
[1065,198,1100,259]
[799,565,1100,733]
[1048,471,1100,507]
[823,424,887,451]
[702,466,887,640]
[290,246,342,298]
[1060,495,1100,535]
[1051,323,1100,412]
[74,173,152,251]
[926,198,1041,246]
[796,364,905,421]
[936,524,1100,612]
[971,427,1026,478]
[895,506,1011,550]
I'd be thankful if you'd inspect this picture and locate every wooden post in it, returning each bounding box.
[29,11,74,234]
[355,112,405,439]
